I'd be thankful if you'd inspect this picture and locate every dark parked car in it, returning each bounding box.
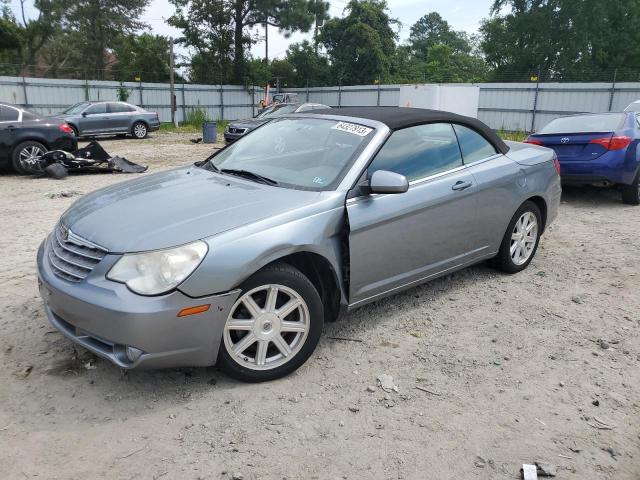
[526,112,640,204]
[53,101,160,139]
[224,103,331,143]
[0,102,77,174]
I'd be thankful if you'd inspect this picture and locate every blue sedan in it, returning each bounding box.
[526,112,640,204]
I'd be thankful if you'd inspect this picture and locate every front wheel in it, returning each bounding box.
[218,263,324,382]
[492,200,542,274]
[12,141,47,174]
[621,173,640,205]
[131,121,148,139]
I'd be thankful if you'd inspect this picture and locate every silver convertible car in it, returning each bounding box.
[37,107,561,382]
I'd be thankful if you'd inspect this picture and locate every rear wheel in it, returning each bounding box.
[132,121,148,139]
[11,141,47,174]
[218,263,324,382]
[492,201,542,274]
[621,173,640,205]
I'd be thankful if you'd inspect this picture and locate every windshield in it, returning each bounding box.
[538,114,625,134]
[257,104,298,118]
[209,117,374,190]
[62,102,89,114]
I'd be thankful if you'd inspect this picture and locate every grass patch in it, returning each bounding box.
[159,119,229,135]
[498,129,529,142]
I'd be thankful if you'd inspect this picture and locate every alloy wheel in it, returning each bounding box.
[223,284,310,371]
[133,123,147,138]
[510,211,538,265]
[18,145,45,170]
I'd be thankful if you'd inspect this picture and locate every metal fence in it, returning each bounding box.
[286,82,640,132]
[0,76,262,122]
[3,75,640,132]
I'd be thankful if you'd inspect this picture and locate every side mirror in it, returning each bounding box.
[369,170,409,194]
[81,112,88,117]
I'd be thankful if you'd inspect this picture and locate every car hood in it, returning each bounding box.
[60,166,325,253]
[229,118,269,129]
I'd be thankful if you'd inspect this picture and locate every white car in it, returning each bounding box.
[624,100,640,112]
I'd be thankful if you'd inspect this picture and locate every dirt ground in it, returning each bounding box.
[0,133,638,480]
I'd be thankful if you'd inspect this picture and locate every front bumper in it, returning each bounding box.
[37,238,240,369]
[223,133,244,143]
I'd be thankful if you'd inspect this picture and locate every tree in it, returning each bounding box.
[112,34,172,83]
[169,0,329,83]
[59,0,150,79]
[284,40,331,86]
[320,0,399,85]
[481,0,640,81]
[409,12,471,59]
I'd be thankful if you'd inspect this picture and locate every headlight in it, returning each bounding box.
[107,241,208,295]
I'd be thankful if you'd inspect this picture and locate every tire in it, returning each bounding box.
[218,262,324,382]
[131,121,148,139]
[621,173,640,205]
[11,141,47,174]
[492,200,542,274]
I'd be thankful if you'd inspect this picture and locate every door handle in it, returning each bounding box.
[451,180,472,191]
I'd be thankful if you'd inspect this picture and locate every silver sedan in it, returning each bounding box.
[53,101,160,139]
[37,107,561,382]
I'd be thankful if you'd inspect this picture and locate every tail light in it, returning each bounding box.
[524,138,544,146]
[589,136,632,151]
[552,154,561,175]
[59,123,74,134]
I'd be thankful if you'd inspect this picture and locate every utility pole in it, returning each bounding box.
[169,37,178,127]
[264,14,269,63]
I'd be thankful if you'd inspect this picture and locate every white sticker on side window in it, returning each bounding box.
[332,121,373,136]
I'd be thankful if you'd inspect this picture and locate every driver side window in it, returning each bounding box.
[368,123,463,182]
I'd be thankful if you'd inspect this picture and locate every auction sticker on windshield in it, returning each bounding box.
[332,122,373,136]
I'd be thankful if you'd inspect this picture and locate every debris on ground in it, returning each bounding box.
[14,365,33,378]
[46,190,83,199]
[23,141,148,178]
[535,461,557,477]
[521,464,538,480]
[190,138,203,144]
[597,338,610,350]
[377,374,398,393]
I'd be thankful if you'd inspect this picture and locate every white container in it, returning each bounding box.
[398,84,480,118]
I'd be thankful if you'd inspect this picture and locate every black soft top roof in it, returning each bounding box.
[314,106,509,154]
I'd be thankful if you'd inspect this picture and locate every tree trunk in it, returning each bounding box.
[233,0,245,83]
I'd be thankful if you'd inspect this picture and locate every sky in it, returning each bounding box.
[10,0,497,60]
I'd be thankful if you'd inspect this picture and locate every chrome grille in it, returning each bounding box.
[48,224,107,283]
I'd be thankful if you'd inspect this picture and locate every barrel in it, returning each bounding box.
[202,121,217,143]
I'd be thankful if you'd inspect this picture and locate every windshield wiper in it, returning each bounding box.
[220,168,279,186]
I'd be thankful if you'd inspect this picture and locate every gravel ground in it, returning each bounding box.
[0,133,639,480]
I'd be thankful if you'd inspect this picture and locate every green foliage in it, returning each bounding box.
[112,33,172,83]
[184,107,210,129]
[498,129,528,142]
[117,83,130,101]
[59,0,151,79]
[169,0,329,84]
[409,12,471,58]
[319,0,399,85]
[481,0,640,81]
